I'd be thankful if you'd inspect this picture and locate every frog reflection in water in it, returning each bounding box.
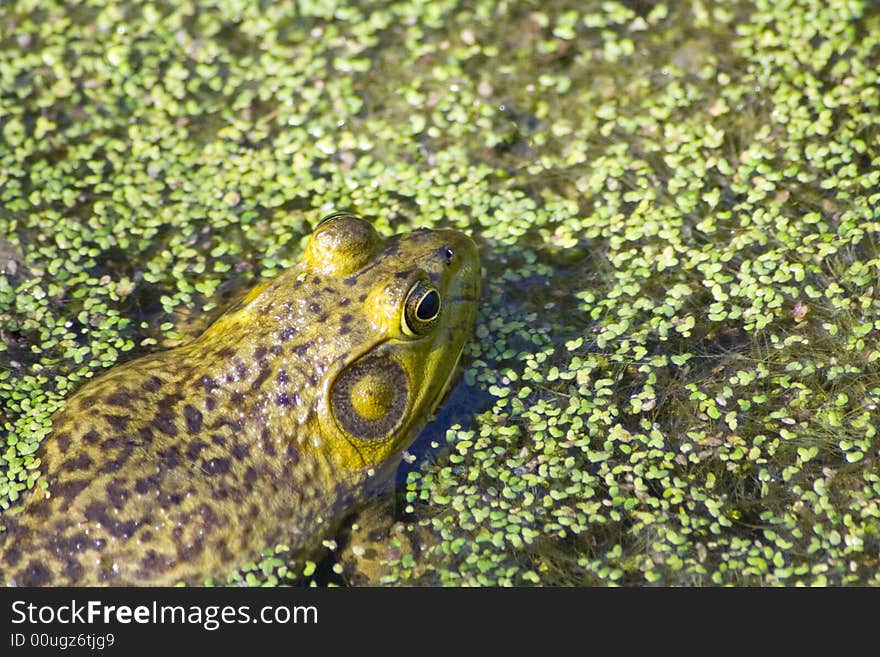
[0,213,480,586]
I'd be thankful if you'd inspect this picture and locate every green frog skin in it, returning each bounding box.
[0,213,480,586]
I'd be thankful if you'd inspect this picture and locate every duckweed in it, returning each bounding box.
[2,0,879,586]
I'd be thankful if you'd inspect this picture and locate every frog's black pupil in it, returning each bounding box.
[417,290,440,320]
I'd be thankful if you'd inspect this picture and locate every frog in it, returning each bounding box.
[0,212,481,586]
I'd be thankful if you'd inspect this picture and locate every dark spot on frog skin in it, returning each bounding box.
[284,444,299,464]
[339,297,350,306]
[276,369,289,385]
[183,404,203,433]
[69,452,93,472]
[2,537,22,567]
[137,426,154,444]
[308,302,321,313]
[106,478,131,509]
[279,326,296,341]
[243,466,257,488]
[82,429,100,444]
[98,442,134,474]
[210,416,244,432]
[81,502,108,525]
[55,432,71,453]
[116,521,141,540]
[135,473,163,495]
[186,439,208,460]
[260,428,276,457]
[201,375,219,393]
[26,500,51,520]
[77,394,99,410]
[205,396,216,411]
[178,538,205,562]
[343,276,357,286]
[202,458,230,476]
[293,344,309,356]
[276,392,292,406]
[160,447,182,469]
[232,443,250,460]
[142,376,162,392]
[211,434,226,447]
[159,491,185,509]
[138,550,172,578]
[339,326,351,336]
[250,365,271,390]
[83,501,141,539]
[340,313,353,324]
[152,409,178,437]
[199,503,218,528]
[210,539,234,564]
[21,561,52,586]
[215,346,236,360]
[254,345,267,361]
[63,559,84,582]
[106,389,135,407]
[49,532,90,554]
[104,414,129,432]
[53,478,90,507]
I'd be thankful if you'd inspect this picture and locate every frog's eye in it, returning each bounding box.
[402,281,441,336]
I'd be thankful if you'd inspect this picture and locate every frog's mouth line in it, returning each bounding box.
[426,342,465,416]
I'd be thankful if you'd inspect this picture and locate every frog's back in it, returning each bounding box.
[1,331,330,586]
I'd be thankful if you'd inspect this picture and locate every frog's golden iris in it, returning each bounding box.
[0,214,481,586]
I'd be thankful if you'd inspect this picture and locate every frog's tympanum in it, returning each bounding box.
[0,213,480,586]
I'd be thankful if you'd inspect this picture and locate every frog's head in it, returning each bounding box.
[302,213,480,476]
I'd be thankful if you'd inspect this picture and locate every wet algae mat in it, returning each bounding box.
[1,1,879,585]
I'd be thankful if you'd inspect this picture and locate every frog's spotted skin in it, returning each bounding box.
[0,214,480,586]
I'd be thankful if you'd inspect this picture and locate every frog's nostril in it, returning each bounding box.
[442,247,454,265]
